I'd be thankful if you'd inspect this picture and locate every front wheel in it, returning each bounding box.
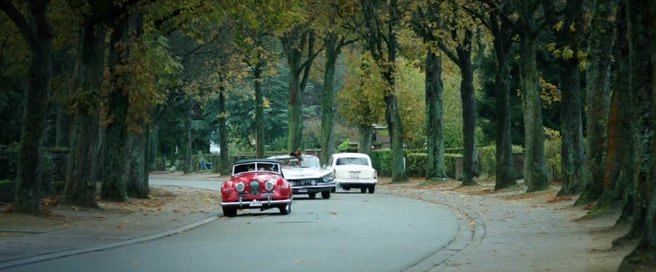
[360,188,366,194]
[222,206,237,217]
[321,191,331,199]
[279,202,292,215]
[308,192,317,199]
[368,186,375,194]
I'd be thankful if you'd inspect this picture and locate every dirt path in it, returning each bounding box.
[379,178,637,272]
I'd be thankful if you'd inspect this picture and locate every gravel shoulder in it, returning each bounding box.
[379,177,637,272]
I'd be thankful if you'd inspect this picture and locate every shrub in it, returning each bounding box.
[337,139,352,152]
[406,153,427,177]
[0,180,16,202]
[370,149,392,176]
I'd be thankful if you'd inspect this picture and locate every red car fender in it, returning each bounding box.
[221,181,238,200]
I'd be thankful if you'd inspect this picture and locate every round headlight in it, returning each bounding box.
[265,181,275,191]
[235,182,246,192]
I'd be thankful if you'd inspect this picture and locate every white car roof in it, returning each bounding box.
[331,152,371,158]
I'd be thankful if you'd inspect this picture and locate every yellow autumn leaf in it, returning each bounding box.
[546,42,557,52]
[562,47,574,60]
[553,21,564,32]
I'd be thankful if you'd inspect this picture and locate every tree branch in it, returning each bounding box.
[437,40,459,64]
[0,0,35,45]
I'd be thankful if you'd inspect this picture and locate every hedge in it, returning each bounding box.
[372,149,462,179]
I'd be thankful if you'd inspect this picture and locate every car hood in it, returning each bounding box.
[282,168,331,180]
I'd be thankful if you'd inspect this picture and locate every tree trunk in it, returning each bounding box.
[287,65,303,152]
[492,17,515,190]
[55,107,70,148]
[65,17,105,207]
[619,0,656,268]
[425,50,447,180]
[577,0,616,202]
[100,18,130,202]
[1,0,54,214]
[358,124,372,155]
[386,0,406,183]
[282,30,315,153]
[557,0,585,196]
[125,127,148,198]
[182,97,192,174]
[320,33,338,165]
[148,123,158,171]
[254,65,264,158]
[518,35,549,192]
[457,30,479,186]
[602,2,635,217]
[218,89,230,175]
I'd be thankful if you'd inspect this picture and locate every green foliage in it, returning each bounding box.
[477,144,524,177]
[397,58,426,148]
[338,50,386,126]
[371,149,392,176]
[544,137,562,181]
[443,62,465,148]
[406,153,428,177]
[337,139,352,152]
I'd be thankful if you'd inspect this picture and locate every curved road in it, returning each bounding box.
[6,178,459,272]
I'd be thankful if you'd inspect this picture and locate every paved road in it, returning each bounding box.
[6,178,459,272]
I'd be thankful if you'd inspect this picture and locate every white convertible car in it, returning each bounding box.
[268,154,335,199]
[327,153,377,194]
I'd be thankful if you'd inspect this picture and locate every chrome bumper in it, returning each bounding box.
[221,196,292,207]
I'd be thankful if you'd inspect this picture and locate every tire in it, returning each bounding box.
[279,202,292,215]
[222,206,237,217]
[343,186,350,191]
[331,187,336,193]
[321,191,331,199]
[308,192,317,199]
[360,187,366,194]
[368,186,375,194]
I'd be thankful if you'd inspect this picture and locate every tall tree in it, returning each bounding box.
[314,1,357,164]
[579,0,616,204]
[433,3,480,186]
[0,0,54,214]
[281,26,319,152]
[64,0,109,207]
[619,0,656,268]
[544,1,586,196]
[513,0,549,192]
[468,0,516,189]
[99,13,134,201]
[357,0,407,182]
[411,1,448,180]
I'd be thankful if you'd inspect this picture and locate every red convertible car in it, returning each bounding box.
[220,159,293,217]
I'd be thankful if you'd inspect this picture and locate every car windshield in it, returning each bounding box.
[336,157,369,166]
[276,156,320,169]
[233,162,278,175]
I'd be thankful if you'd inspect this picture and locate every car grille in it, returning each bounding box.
[290,179,320,187]
[250,181,260,195]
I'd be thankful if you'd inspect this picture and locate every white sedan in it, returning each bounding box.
[327,153,377,194]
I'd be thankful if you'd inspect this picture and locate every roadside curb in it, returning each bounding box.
[0,215,220,270]
[381,190,486,272]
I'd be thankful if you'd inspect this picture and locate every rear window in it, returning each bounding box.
[336,157,369,166]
